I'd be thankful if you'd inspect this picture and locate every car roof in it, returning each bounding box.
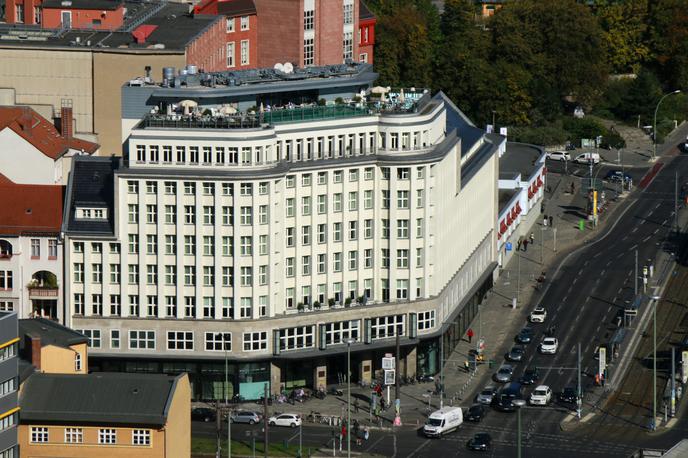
[543,337,556,342]
[534,385,549,390]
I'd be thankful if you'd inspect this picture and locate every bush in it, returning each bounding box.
[317,98,327,106]
[328,298,336,307]
[335,97,344,105]
[511,124,569,147]
[599,128,626,149]
[562,117,606,141]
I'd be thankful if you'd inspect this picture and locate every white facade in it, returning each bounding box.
[65,92,501,360]
[0,235,63,320]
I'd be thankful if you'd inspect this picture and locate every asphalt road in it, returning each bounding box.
[194,141,688,457]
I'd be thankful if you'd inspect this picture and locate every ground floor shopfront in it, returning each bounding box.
[89,274,493,402]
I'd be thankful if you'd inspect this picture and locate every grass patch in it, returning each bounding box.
[192,436,314,457]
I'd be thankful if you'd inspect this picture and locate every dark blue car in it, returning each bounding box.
[604,170,632,183]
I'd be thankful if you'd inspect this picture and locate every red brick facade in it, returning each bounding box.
[186,17,228,72]
[358,16,375,63]
[6,0,125,29]
[41,4,124,30]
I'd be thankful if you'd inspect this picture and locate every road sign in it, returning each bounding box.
[382,357,395,370]
[384,369,395,385]
[598,346,607,377]
[505,242,513,251]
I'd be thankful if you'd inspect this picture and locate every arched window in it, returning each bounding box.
[75,353,82,372]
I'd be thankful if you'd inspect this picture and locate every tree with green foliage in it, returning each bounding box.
[616,67,662,122]
[647,0,688,91]
[594,0,650,74]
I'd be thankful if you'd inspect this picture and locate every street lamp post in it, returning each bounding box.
[346,339,355,458]
[651,295,661,430]
[216,333,230,458]
[653,90,681,161]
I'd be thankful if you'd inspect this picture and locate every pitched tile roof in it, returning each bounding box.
[0,182,64,235]
[0,106,99,160]
[20,372,184,426]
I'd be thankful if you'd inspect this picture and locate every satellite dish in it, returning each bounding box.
[283,62,294,74]
[274,63,285,72]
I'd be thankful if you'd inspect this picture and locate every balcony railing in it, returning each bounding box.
[28,287,59,298]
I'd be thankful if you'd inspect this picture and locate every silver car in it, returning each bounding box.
[494,364,514,383]
[230,411,261,424]
[476,386,498,405]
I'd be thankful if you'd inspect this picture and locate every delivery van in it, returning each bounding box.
[423,406,463,438]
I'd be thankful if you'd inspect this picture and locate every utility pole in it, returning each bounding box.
[216,401,222,458]
[634,250,638,296]
[675,171,679,234]
[439,330,444,409]
[517,250,521,304]
[671,346,676,417]
[653,90,682,161]
[347,340,353,458]
[653,298,657,430]
[477,303,482,354]
[517,406,522,458]
[394,326,401,427]
[577,343,582,419]
[264,383,269,457]
[540,224,544,264]
[553,228,557,253]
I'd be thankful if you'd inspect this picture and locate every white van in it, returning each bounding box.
[573,152,601,164]
[423,406,463,438]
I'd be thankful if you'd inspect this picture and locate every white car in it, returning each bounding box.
[546,151,570,162]
[539,337,558,354]
[529,385,552,405]
[529,307,547,323]
[573,152,600,164]
[268,413,301,428]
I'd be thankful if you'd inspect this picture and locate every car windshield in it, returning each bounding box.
[427,418,443,427]
[534,390,547,396]
[544,339,555,344]
[499,368,510,374]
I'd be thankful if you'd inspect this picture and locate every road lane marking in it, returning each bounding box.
[629,244,638,250]
[653,228,660,234]
[642,235,652,242]
[600,269,606,276]
[631,227,638,233]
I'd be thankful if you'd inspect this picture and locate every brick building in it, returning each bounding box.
[5,0,125,28]
[358,0,375,63]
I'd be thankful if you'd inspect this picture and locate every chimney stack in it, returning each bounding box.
[19,107,33,136]
[26,334,42,370]
[61,99,73,139]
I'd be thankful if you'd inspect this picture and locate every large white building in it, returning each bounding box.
[62,62,504,400]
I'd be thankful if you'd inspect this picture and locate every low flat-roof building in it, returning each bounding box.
[19,317,88,374]
[19,372,191,458]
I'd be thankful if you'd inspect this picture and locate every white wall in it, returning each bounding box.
[0,128,55,185]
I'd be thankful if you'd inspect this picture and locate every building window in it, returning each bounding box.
[240,15,249,30]
[396,279,409,299]
[34,6,42,24]
[397,249,409,268]
[65,427,83,444]
[243,331,267,351]
[240,297,252,318]
[0,345,14,362]
[397,219,409,238]
[304,9,314,30]
[226,17,234,32]
[418,310,435,331]
[0,302,13,312]
[343,0,353,25]
[15,4,24,23]
[304,38,314,66]
[397,190,409,208]
[78,329,101,348]
[31,427,48,443]
[74,352,82,371]
[205,332,231,351]
[241,40,249,65]
[279,326,315,351]
[47,239,58,258]
[111,329,120,349]
[0,271,12,290]
[226,41,235,67]
[132,429,151,446]
[98,429,116,445]
[359,53,368,63]
[30,239,40,258]
[343,31,353,61]
[371,315,405,340]
[324,320,360,345]
[167,331,194,350]
[129,330,155,350]
[0,378,15,397]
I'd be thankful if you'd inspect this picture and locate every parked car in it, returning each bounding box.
[476,386,498,405]
[491,395,517,412]
[516,327,534,344]
[529,307,547,323]
[546,151,571,162]
[465,404,486,422]
[505,345,526,362]
[539,337,559,354]
[230,411,261,424]
[519,367,539,385]
[558,386,578,404]
[573,152,601,164]
[494,364,514,383]
[492,383,525,412]
[530,385,552,406]
[268,413,301,428]
[604,170,632,183]
[191,407,216,423]
[467,432,492,451]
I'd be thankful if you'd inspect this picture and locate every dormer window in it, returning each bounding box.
[76,207,108,220]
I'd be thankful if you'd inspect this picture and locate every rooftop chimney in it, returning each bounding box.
[26,334,42,370]
[19,107,33,136]
[61,99,73,139]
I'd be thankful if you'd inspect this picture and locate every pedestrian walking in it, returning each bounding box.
[354,398,360,413]
[380,396,386,411]
[517,238,522,251]
[529,232,535,244]
[464,360,470,373]
[364,426,370,441]
[570,182,575,194]
[543,215,548,227]
[467,328,474,343]
[549,215,553,227]
[523,239,529,251]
